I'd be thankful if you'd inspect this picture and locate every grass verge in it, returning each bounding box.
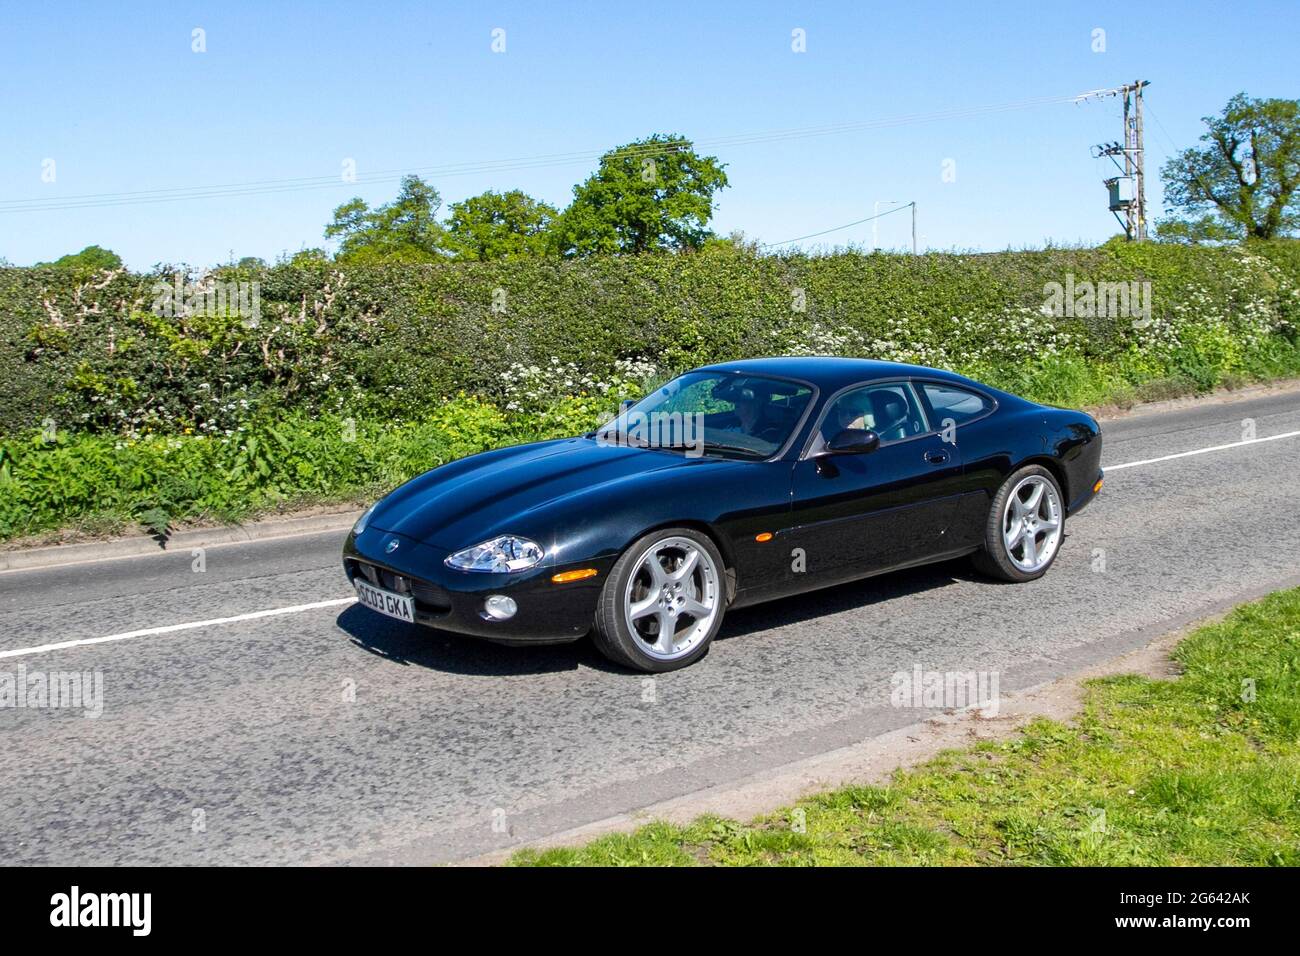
[511,587,1300,866]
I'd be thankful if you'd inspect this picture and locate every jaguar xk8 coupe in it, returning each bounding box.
[344,357,1103,671]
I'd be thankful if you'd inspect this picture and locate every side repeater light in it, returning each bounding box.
[755,532,774,543]
[1093,478,1104,494]
[552,568,599,584]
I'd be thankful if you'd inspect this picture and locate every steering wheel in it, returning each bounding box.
[874,412,911,441]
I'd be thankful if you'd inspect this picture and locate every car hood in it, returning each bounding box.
[368,436,717,550]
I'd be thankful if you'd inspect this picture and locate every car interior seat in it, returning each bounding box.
[871,391,912,442]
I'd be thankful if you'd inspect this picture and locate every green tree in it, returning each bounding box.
[37,245,123,271]
[551,134,728,255]
[325,175,449,262]
[1158,94,1300,242]
[445,190,558,260]
[282,247,329,267]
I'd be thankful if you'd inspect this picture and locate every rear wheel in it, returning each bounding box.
[971,465,1065,582]
[592,527,726,672]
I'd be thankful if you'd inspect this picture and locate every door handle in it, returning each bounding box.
[924,449,950,465]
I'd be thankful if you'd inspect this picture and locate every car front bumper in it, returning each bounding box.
[342,527,609,644]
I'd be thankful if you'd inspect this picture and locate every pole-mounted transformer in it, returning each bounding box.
[1080,80,1151,241]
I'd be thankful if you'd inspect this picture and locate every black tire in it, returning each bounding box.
[592,526,727,672]
[971,464,1065,582]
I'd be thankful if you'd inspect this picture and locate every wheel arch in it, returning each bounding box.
[1017,455,1070,503]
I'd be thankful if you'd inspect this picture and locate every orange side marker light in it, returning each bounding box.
[552,568,599,584]
[755,532,774,543]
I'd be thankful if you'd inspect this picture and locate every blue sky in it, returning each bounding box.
[2,0,1295,269]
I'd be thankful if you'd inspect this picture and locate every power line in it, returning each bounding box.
[1,93,1083,215]
[763,202,912,248]
[1142,103,1182,154]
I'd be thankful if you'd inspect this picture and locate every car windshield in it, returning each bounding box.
[596,371,814,459]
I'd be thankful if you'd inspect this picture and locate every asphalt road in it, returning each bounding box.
[2,389,1299,865]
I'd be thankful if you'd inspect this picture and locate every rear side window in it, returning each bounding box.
[921,383,993,425]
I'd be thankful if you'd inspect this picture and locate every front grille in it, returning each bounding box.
[348,559,452,617]
[410,580,453,612]
[350,559,411,594]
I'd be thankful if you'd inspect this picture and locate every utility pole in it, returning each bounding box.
[1132,82,1147,240]
[1080,80,1150,240]
[872,200,916,252]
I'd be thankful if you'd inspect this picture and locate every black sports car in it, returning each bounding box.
[344,357,1103,671]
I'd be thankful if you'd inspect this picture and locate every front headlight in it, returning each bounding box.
[353,503,377,536]
[445,535,545,573]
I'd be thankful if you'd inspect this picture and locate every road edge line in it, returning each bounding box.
[0,597,357,660]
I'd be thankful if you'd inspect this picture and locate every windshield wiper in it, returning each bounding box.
[652,439,766,460]
[592,427,650,448]
[594,430,767,459]
[701,440,767,459]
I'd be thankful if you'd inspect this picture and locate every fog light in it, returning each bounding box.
[483,595,517,621]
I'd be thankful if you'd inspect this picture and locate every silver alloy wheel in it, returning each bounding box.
[1002,474,1063,573]
[623,535,721,661]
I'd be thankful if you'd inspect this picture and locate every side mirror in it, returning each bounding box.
[824,428,881,456]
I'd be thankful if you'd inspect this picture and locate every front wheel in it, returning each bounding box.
[592,527,727,672]
[971,465,1065,582]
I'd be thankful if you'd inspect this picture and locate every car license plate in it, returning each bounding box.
[354,579,415,622]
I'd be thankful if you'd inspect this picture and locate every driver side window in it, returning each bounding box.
[823,382,927,446]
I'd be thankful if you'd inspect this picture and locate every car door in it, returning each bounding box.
[914,379,1000,550]
[787,380,965,583]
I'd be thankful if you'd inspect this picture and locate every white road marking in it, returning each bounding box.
[4,426,1300,662]
[0,597,356,661]
[1106,428,1300,472]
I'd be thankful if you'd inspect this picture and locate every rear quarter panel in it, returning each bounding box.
[948,403,1101,543]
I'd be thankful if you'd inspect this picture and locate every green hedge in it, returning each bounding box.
[3,238,1297,438]
[1,239,1298,539]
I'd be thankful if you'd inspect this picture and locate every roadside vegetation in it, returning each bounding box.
[512,587,1300,866]
[2,239,1299,541]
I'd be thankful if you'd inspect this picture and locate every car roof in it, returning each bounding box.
[693,356,974,392]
